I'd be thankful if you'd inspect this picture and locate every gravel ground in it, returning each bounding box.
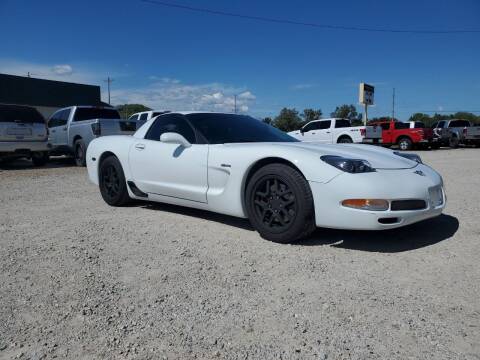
[0,149,479,360]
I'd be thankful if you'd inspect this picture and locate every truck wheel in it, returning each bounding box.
[99,156,131,206]
[31,152,49,166]
[449,136,459,149]
[74,139,87,167]
[245,163,316,243]
[337,136,353,144]
[398,137,412,151]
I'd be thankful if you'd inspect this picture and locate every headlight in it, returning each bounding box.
[321,155,375,173]
[394,152,422,164]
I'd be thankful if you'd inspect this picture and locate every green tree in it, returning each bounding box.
[116,104,152,119]
[302,108,322,124]
[273,108,303,132]
[331,104,358,120]
[262,117,273,125]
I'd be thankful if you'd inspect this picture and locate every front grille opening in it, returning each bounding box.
[391,200,426,211]
[378,217,400,224]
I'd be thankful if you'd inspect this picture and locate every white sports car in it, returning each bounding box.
[86,112,446,243]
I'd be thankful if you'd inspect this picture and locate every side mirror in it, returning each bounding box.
[160,132,192,148]
[300,128,305,135]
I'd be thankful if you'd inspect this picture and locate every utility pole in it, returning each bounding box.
[234,94,237,114]
[104,77,114,104]
[392,88,396,121]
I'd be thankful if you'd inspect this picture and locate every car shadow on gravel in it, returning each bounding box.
[296,214,459,253]
[0,156,75,170]
[140,202,255,231]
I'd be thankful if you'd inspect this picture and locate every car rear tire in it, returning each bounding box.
[99,156,131,206]
[337,136,353,144]
[398,137,412,151]
[246,163,315,243]
[74,139,87,167]
[449,136,459,149]
[31,152,49,166]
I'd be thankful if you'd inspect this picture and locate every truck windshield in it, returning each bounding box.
[73,108,121,122]
[0,105,45,123]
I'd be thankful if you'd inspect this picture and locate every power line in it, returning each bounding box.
[140,0,480,34]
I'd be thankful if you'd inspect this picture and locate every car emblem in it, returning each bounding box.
[414,170,425,177]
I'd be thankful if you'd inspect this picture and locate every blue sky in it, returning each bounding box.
[0,0,479,120]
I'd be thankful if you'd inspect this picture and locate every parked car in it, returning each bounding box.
[128,110,170,129]
[47,106,136,166]
[0,104,50,166]
[288,118,382,144]
[86,112,445,243]
[369,120,434,150]
[431,119,479,148]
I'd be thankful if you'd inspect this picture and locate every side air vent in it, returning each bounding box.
[127,181,148,198]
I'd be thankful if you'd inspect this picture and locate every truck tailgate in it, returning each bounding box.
[99,119,136,136]
[365,125,382,139]
[465,126,480,139]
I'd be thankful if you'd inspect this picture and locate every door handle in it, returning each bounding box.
[326,131,331,134]
[311,132,316,134]
[135,143,145,150]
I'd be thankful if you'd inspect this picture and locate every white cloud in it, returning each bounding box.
[291,83,316,90]
[52,64,73,75]
[111,81,256,113]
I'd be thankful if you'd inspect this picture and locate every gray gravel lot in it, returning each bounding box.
[0,149,479,360]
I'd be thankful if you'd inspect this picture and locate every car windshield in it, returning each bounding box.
[73,108,121,122]
[0,105,45,123]
[186,113,298,144]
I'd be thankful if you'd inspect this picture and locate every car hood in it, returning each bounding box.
[223,142,418,170]
[288,142,418,169]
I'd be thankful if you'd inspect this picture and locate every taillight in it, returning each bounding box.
[360,128,366,136]
[91,123,101,136]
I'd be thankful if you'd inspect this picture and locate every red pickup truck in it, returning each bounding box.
[368,120,434,150]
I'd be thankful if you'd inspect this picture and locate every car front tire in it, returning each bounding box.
[246,163,315,243]
[398,137,412,151]
[99,156,131,206]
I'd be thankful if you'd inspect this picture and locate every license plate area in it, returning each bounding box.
[7,127,32,136]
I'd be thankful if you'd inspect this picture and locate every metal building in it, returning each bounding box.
[0,73,107,119]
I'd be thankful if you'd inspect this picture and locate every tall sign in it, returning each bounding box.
[359,83,374,125]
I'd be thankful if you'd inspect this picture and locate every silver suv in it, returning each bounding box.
[0,104,50,166]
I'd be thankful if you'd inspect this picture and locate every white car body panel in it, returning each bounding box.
[87,112,445,230]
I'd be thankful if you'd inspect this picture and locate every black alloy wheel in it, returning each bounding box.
[99,156,131,206]
[246,163,315,243]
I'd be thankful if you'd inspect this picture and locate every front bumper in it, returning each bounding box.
[0,141,50,154]
[309,165,446,230]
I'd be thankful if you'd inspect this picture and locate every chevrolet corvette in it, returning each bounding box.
[86,112,446,243]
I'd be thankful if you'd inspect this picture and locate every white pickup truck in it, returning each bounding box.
[48,106,136,166]
[288,118,382,144]
[128,110,170,130]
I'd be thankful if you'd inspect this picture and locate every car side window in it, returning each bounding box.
[139,113,148,121]
[48,110,67,128]
[145,114,196,144]
[379,123,390,130]
[129,114,139,121]
[438,121,446,128]
[302,122,316,132]
[316,121,331,130]
[449,120,470,128]
[394,122,409,130]
[334,119,351,128]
